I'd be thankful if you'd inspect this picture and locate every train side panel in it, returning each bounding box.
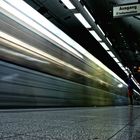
[0,61,128,107]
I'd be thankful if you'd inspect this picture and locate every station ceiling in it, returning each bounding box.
[24,0,140,86]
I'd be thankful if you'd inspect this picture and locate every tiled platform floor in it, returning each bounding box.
[0,106,140,140]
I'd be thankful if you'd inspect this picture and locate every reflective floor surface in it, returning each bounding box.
[0,106,140,140]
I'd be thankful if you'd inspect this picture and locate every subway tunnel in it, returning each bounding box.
[0,0,140,139]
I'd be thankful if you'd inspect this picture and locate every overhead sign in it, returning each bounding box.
[113,3,140,18]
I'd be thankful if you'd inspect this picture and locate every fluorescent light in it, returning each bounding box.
[113,57,119,63]
[117,63,123,67]
[61,0,75,9]
[83,6,95,22]
[74,13,91,28]
[100,42,110,50]
[89,30,102,41]
[107,51,115,57]
[106,37,112,46]
[121,67,125,71]
[97,24,105,36]
[124,70,129,76]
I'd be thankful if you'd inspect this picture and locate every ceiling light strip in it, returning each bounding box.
[70,0,106,39]
[61,0,75,9]
[113,58,119,63]
[121,67,125,71]
[107,51,115,58]
[83,6,95,22]
[70,0,128,77]
[106,37,112,46]
[81,3,129,78]
[89,30,102,41]
[97,24,105,36]
[100,42,110,50]
[117,63,123,67]
[74,13,91,28]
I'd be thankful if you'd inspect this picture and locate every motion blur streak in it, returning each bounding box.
[0,0,127,85]
[0,31,91,78]
[1,0,139,107]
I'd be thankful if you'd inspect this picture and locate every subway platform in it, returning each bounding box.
[0,106,140,140]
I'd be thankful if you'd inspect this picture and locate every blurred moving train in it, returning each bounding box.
[0,0,138,107]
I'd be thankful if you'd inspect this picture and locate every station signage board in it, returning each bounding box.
[113,3,140,18]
